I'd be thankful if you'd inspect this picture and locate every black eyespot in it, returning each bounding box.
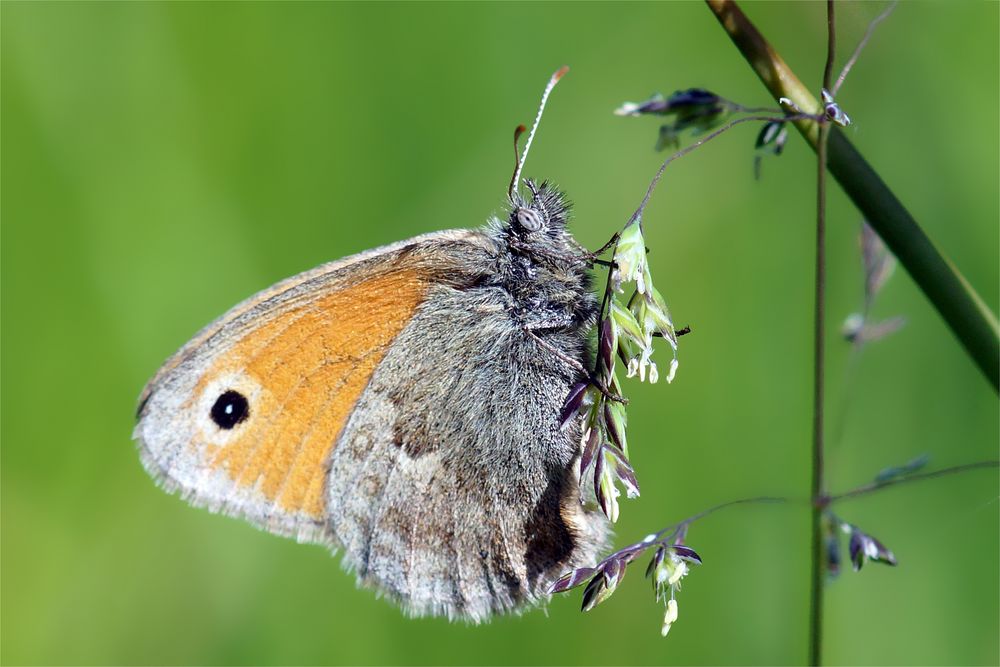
[210,390,249,430]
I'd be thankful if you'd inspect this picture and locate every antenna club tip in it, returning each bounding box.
[553,65,570,81]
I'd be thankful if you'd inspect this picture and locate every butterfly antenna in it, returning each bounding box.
[507,124,528,203]
[508,65,569,204]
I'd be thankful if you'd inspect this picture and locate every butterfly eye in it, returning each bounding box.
[210,390,249,430]
[516,207,544,232]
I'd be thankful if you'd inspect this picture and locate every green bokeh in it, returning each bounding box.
[2,2,997,665]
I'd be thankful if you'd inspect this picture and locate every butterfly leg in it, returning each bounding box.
[520,315,625,403]
[584,231,621,259]
[521,325,588,377]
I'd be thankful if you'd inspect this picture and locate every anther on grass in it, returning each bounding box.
[754,120,789,179]
[846,524,898,571]
[821,88,851,127]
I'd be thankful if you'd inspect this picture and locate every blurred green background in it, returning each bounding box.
[2,2,997,665]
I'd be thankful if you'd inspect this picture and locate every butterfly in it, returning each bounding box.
[133,67,610,622]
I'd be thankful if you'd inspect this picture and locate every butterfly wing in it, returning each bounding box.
[135,226,609,621]
[134,229,493,545]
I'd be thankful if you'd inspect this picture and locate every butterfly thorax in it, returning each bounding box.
[488,181,597,333]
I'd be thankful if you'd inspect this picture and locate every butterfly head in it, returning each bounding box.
[504,178,584,265]
[510,179,569,235]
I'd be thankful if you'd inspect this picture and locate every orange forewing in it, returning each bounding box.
[192,268,430,518]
